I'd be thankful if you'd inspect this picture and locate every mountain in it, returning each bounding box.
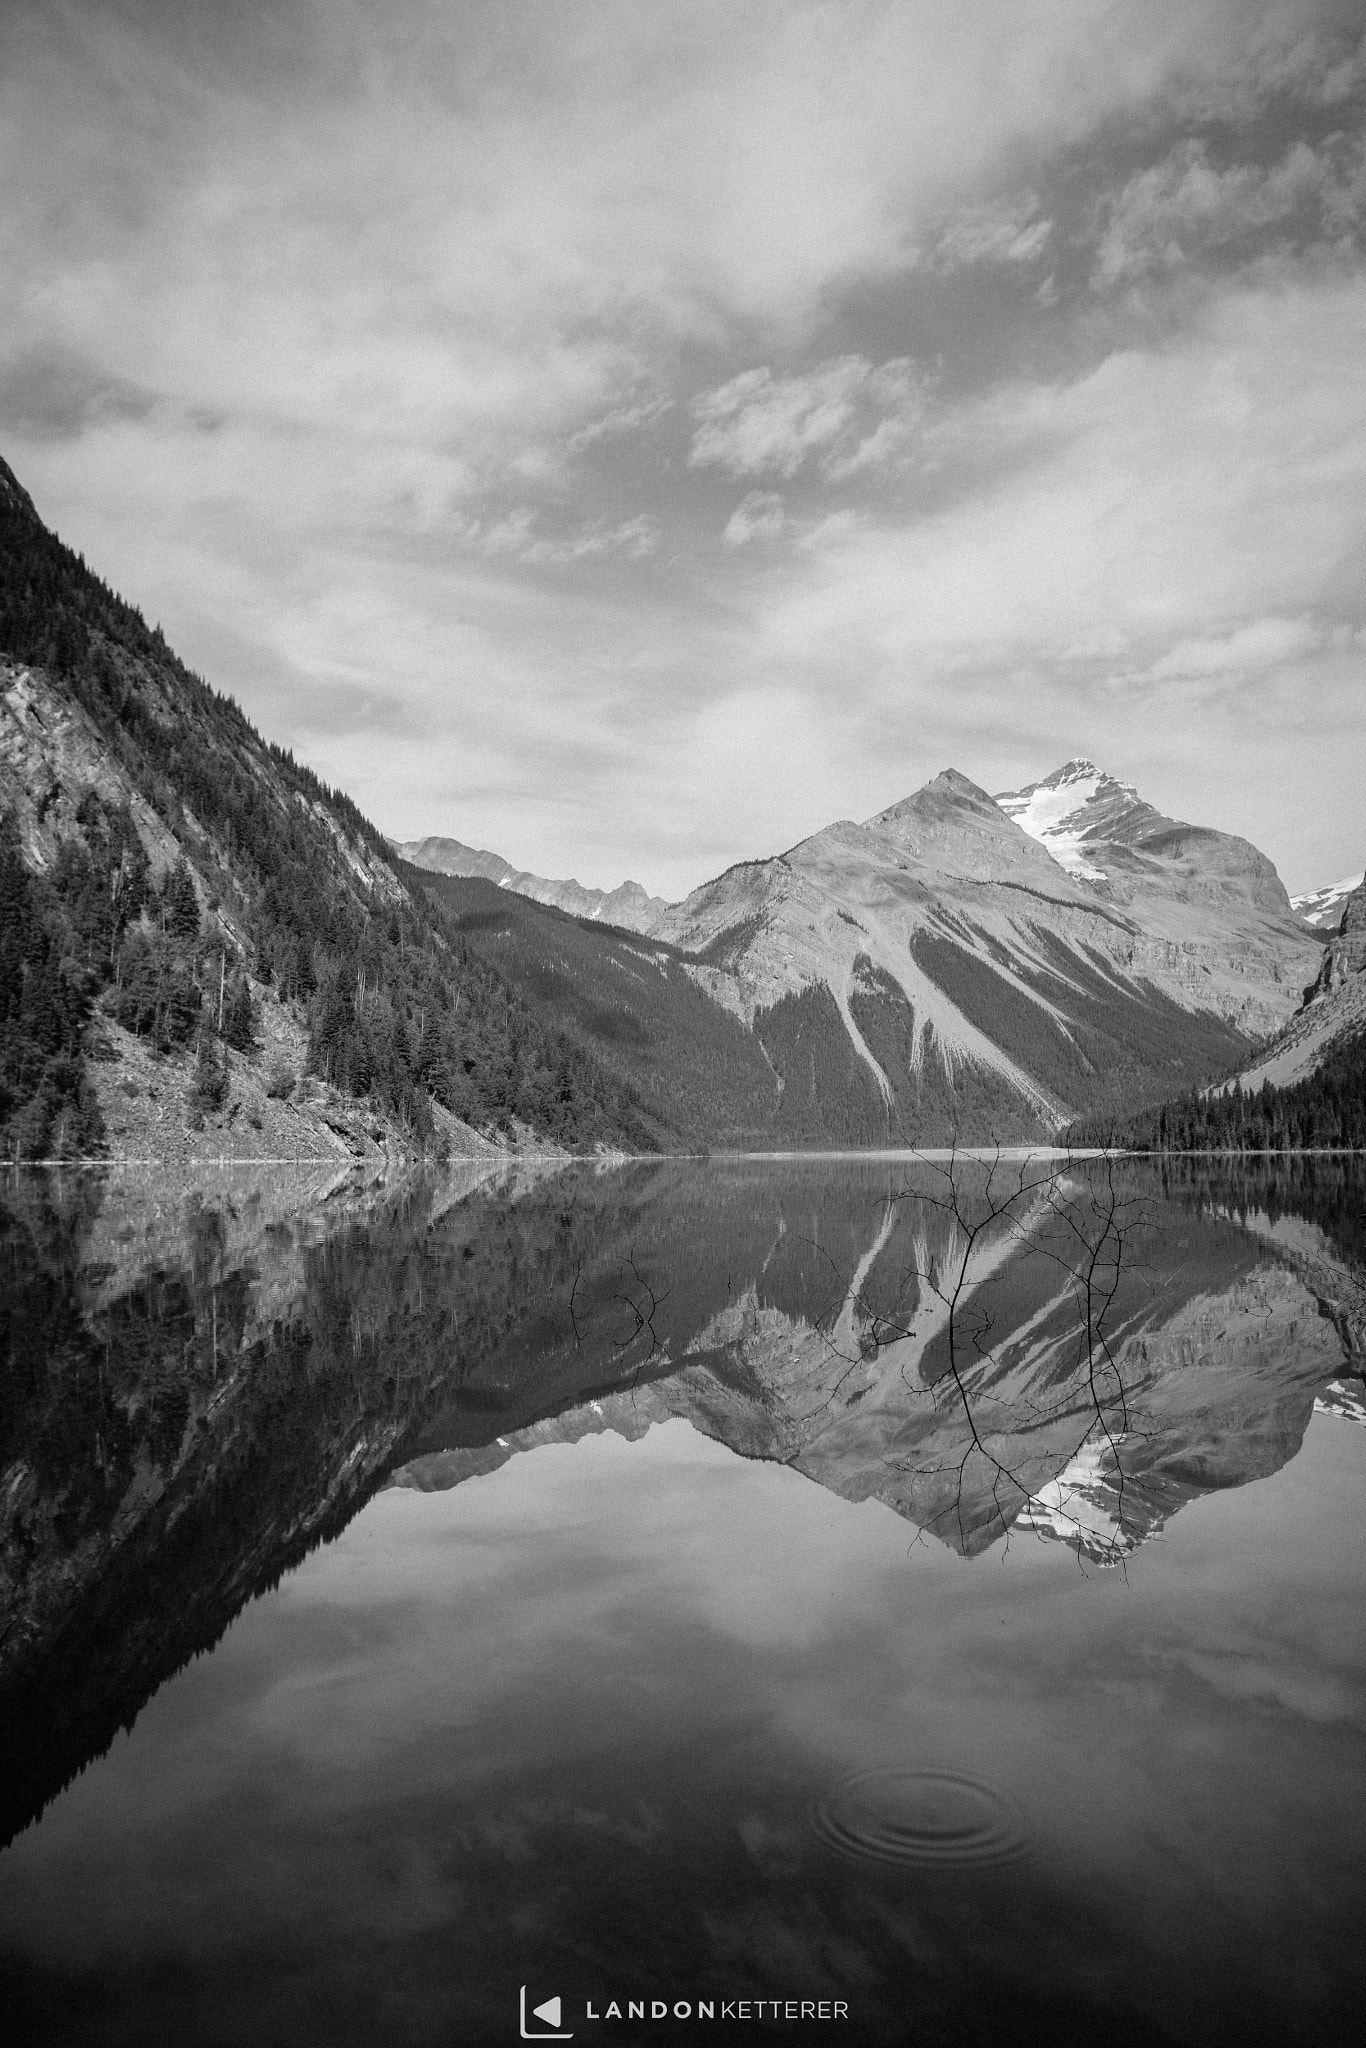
[642,763,1318,1142]
[399,868,781,1147]
[0,452,664,1160]
[1292,870,1365,929]
[1211,873,1366,1098]
[996,756,1137,879]
[1068,876,1366,1149]
[394,834,668,933]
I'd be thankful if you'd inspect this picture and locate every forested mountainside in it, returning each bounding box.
[0,454,661,1159]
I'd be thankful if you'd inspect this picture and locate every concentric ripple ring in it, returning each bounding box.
[811,1767,1030,1870]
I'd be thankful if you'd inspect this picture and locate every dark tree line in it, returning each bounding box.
[1065,1024,1366,1154]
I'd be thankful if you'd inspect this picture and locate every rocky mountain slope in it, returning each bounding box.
[394,833,667,932]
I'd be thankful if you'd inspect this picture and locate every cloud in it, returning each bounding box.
[740,268,1366,882]
[567,393,673,454]
[1170,12,1366,121]
[723,491,785,548]
[933,194,1052,269]
[2,0,1364,898]
[0,345,158,441]
[1093,134,1366,290]
[1149,615,1330,678]
[690,356,928,481]
[457,507,660,564]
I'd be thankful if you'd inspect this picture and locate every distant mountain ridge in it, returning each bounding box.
[391,833,668,932]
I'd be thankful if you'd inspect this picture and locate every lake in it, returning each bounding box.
[1,1153,1364,2045]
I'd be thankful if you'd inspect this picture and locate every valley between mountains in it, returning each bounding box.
[1,448,1360,1162]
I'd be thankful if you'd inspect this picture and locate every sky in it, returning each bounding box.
[1,0,1364,901]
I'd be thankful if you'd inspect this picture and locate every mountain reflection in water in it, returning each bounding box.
[1,1154,1364,2044]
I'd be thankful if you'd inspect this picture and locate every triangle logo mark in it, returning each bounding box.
[533,1998,562,2028]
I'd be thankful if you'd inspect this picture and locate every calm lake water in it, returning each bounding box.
[1,1153,1364,2045]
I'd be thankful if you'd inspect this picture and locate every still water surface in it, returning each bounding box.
[1,1155,1364,2044]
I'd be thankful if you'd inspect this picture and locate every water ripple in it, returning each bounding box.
[811,1767,1030,1871]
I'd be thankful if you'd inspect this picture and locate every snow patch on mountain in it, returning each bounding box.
[1020,1435,1140,1564]
[1315,1380,1366,1426]
[994,759,1133,881]
[1292,871,1365,929]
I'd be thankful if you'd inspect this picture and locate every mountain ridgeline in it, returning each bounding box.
[1,449,1338,1156]
[406,761,1324,1147]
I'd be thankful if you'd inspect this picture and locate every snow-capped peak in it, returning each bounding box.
[993,760,1136,882]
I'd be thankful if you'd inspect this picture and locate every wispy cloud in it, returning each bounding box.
[689,357,929,482]
[1148,615,1358,679]
[722,491,785,548]
[567,393,674,454]
[456,508,660,565]
[933,194,1052,269]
